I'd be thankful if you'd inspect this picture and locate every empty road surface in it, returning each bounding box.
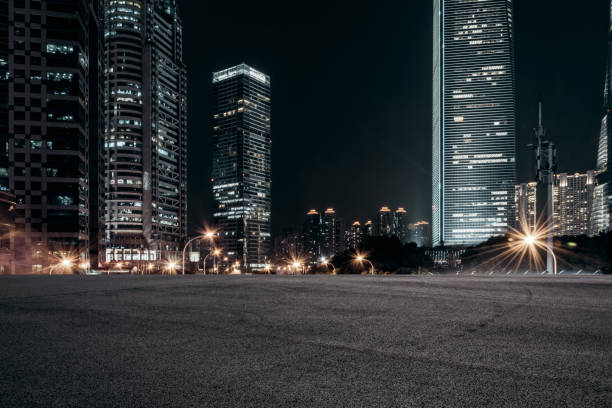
[1,275,611,407]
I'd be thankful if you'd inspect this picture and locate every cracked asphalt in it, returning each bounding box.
[0,275,611,407]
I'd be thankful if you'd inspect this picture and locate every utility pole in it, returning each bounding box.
[535,101,556,274]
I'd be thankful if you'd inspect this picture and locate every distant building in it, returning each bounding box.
[303,209,321,263]
[410,221,431,247]
[515,182,538,234]
[515,172,596,237]
[345,221,363,249]
[364,220,374,237]
[273,229,304,263]
[211,63,272,271]
[394,208,409,243]
[376,206,394,237]
[321,208,344,258]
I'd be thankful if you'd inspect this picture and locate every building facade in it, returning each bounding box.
[4,0,104,273]
[376,206,394,237]
[593,0,612,234]
[394,207,409,243]
[432,0,517,246]
[211,63,271,271]
[515,172,596,237]
[410,221,431,247]
[104,0,188,267]
[345,221,363,249]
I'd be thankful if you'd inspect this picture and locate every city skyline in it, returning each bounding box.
[180,0,608,236]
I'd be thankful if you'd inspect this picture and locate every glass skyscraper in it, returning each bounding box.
[593,0,612,234]
[432,0,517,246]
[104,0,188,266]
[211,63,271,271]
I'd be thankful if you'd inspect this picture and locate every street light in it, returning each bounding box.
[354,254,374,275]
[292,261,303,275]
[182,230,216,275]
[203,248,222,275]
[523,234,557,275]
[320,257,337,275]
[264,263,272,274]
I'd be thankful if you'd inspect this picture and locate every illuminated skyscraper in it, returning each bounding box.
[104,0,188,266]
[211,63,271,271]
[593,0,612,234]
[394,207,409,243]
[432,0,517,246]
[4,0,104,273]
[376,206,394,237]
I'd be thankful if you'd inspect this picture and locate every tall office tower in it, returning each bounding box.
[376,206,394,237]
[394,207,409,243]
[303,209,321,263]
[432,0,517,246]
[514,182,537,234]
[364,220,373,237]
[0,190,15,273]
[593,0,612,234]
[211,63,271,271]
[345,221,363,249]
[320,208,344,257]
[104,0,188,267]
[4,0,104,273]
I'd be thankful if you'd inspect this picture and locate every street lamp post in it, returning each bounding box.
[182,231,216,275]
[356,255,374,275]
[321,257,337,275]
[524,234,557,276]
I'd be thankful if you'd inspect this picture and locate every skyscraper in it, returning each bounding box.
[4,0,104,273]
[303,209,321,264]
[104,0,188,267]
[320,208,344,257]
[376,206,394,237]
[593,0,612,234]
[394,207,409,243]
[432,0,517,246]
[211,63,271,271]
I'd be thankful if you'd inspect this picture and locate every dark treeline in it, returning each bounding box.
[325,236,433,274]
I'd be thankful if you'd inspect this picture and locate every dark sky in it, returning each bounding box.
[178,0,609,236]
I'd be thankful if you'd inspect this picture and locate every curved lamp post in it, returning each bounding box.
[321,257,337,275]
[356,255,374,275]
[182,231,216,275]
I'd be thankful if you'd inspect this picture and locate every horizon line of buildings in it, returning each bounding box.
[274,207,431,265]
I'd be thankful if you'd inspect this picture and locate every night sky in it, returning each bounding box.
[178,0,609,236]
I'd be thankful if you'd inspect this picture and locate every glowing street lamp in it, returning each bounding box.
[166,261,177,274]
[320,257,337,275]
[203,248,222,275]
[182,230,217,275]
[264,263,272,274]
[354,253,374,275]
[523,234,557,275]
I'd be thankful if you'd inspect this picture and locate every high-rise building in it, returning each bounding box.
[0,190,15,274]
[514,182,537,234]
[211,63,271,271]
[593,0,612,234]
[394,207,409,243]
[515,172,596,237]
[320,208,344,257]
[303,209,321,263]
[432,0,516,246]
[104,0,188,267]
[345,221,363,249]
[5,0,104,273]
[376,206,394,237]
[409,221,431,247]
[364,220,373,237]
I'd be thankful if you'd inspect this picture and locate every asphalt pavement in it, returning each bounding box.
[1,275,611,407]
